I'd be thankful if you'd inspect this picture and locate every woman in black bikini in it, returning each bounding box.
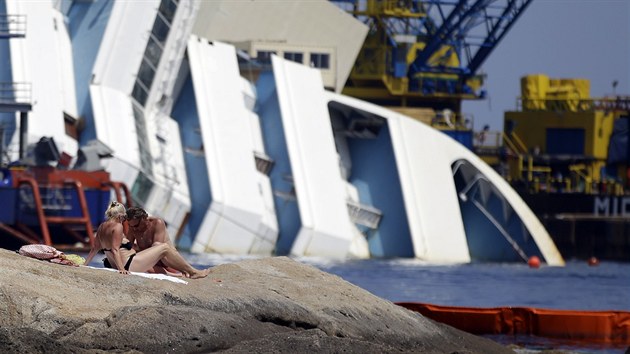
[101,240,134,271]
[84,201,211,279]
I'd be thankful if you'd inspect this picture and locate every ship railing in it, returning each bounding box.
[570,163,625,195]
[0,14,26,38]
[502,131,527,155]
[432,112,474,132]
[517,163,626,195]
[524,167,551,193]
[0,82,32,105]
[346,200,382,229]
[502,130,537,183]
[365,0,428,17]
[473,130,501,149]
[518,97,630,113]
[504,153,551,189]
[568,164,593,194]
[596,180,625,195]
[15,176,95,248]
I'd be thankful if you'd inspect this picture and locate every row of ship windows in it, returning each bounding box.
[131,0,179,178]
[257,50,330,69]
[132,0,179,107]
[132,150,273,205]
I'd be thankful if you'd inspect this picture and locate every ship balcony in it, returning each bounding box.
[254,151,274,175]
[346,200,382,229]
[0,82,32,112]
[0,14,26,39]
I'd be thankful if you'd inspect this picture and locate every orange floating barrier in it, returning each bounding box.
[396,302,630,345]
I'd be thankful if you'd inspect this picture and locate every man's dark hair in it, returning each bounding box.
[126,207,148,220]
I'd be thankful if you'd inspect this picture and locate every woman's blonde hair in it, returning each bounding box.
[105,201,126,220]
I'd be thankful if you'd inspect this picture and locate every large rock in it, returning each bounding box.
[0,248,512,353]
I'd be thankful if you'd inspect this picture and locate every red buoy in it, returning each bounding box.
[528,256,541,268]
[587,257,600,267]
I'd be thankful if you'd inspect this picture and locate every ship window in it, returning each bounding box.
[132,103,153,174]
[546,128,585,155]
[132,4,175,107]
[131,83,148,108]
[310,53,330,69]
[158,0,178,24]
[256,50,275,64]
[144,36,163,68]
[132,0,176,107]
[151,14,170,46]
[132,172,154,205]
[137,60,156,90]
[284,52,303,64]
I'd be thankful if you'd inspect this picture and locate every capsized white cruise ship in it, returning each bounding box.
[0,0,564,265]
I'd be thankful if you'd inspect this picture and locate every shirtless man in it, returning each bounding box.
[125,207,188,276]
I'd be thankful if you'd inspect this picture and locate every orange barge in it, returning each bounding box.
[397,302,630,345]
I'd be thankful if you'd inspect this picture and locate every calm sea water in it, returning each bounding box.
[184,254,630,311]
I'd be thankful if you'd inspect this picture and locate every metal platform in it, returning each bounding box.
[0,82,32,112]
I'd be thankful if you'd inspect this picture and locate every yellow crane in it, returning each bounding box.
[333,0,532,125]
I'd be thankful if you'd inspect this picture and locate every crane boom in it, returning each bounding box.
[332,0,532,111]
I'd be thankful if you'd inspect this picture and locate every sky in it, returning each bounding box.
[462,0,630,132]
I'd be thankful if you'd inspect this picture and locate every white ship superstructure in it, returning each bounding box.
[87,0,197,238]
[3,0,78,160]
[182,37,278,255]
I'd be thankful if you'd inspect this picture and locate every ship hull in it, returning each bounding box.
[518,191,630,261]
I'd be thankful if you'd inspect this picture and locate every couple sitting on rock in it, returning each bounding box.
[85,201,211,279]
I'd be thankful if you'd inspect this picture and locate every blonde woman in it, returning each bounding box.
[85,201,210,279]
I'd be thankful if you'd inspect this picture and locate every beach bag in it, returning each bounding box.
[18,244,83,266]
[18,244,63,259]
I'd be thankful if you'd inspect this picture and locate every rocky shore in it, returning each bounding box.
[0,248,512,353]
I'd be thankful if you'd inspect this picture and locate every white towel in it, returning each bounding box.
[84,266,188,284]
